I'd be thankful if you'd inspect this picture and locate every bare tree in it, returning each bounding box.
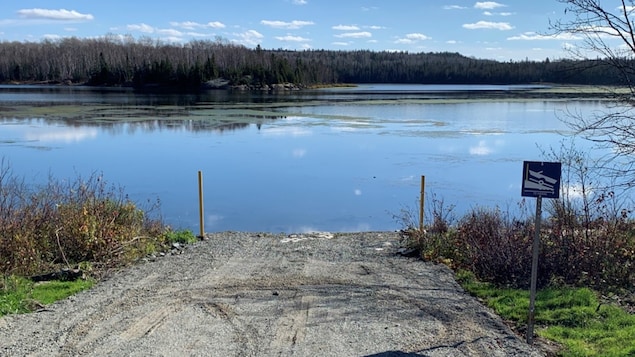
[551,0,635,187]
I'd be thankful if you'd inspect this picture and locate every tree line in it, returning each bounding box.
[0,35,630,90]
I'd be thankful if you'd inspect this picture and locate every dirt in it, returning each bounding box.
[0,231,545,356]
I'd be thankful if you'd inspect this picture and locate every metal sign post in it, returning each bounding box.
[526,195,542,344]
[521,161,561,344]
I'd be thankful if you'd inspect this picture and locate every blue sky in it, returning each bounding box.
[0,1,578,61]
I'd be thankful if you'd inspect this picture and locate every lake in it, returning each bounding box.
[0,84,614,233]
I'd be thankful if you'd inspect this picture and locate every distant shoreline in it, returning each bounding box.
[0,81,627,100]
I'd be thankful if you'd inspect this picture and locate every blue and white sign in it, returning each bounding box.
[521,161,561,199]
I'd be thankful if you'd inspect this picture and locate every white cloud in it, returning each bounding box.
[292,148,306,157]
[161,36,184,43]
[474,2,506,10]
[170,21,200,30]
[484,11,514,16]
[463,21,513,30]
[396,33,432,44]
[444,5,468,10]
[261,20,314,29]
[187,32,210,38]
[406,33,431,40]
[293,0,308,4]
[157,28,183,37]
[562,183,592,199]
[332,41,350,46]
[354,189,362,196]
[127,23,155,33]
[367,25,385,30]
[207,21,226,29]
[333,24,360,31]
[43,34,62,40]
[233,29,264,46]
[562,42,577,51]
[508,31,581,40]
[18,8,94,21]
[170,21,226,30]
[334,31,372,38]
[276,35,310,42]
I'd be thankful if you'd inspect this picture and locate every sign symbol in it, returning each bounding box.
[521,161,561,199]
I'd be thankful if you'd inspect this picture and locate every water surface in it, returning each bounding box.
[0,84,613,232]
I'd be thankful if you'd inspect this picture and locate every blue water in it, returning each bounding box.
[0,84,615,233]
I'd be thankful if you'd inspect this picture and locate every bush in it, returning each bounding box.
[0,160,166,277]
[400,199,635,292]
[455,207,535,287]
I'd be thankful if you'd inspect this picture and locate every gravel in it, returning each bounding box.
[0,231,545,356]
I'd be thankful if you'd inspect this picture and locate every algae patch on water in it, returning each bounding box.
[0,103,292,131]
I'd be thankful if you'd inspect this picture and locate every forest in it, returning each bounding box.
[0,35,631,90]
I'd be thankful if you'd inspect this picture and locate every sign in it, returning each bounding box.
[521,161,561,199]
[521,160,561,344]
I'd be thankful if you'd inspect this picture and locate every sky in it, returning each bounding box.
[0,1,582,61]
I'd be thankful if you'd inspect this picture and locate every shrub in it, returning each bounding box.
[400,198,635,292]
[0,161,166,277]
[454,207,535,287]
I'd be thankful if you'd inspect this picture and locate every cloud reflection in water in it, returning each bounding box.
[25,127,98,143]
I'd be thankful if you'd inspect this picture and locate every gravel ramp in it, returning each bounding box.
[0,231,544,356]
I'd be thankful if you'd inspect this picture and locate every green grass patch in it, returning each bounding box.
[456,270,635,356]
[30,279,94,305]
[1,275,93,316]
[0,276,31,315]
[162,229,198,244]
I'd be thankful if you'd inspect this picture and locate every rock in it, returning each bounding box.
[202,78,230,89]
[397,247,418,257]
[30,268,83,282]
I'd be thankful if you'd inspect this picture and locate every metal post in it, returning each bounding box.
[198,170,204,239]
[419,175,425,231]
[527,195,542,344]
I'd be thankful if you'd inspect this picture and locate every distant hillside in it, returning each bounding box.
[0,36,630,90]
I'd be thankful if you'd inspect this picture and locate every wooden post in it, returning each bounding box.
[198,170,204,239]
[419,175,425,231]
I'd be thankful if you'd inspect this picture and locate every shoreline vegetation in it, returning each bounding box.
[0,161,196,281]
[1,37,634,92]
[0,78,629,93]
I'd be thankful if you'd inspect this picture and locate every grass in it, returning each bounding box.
[456,270,635,356]
[1,275,94,316]
[162,229,198,244]
[30,280,94,305]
